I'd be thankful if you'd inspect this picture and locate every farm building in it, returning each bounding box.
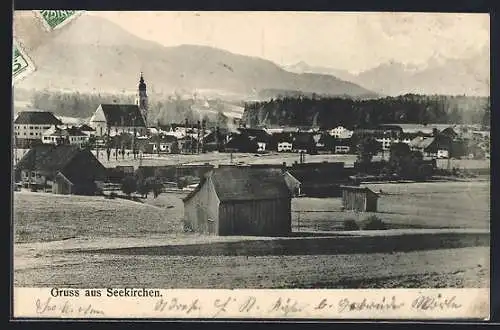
[341,186,379,212]
[182,167,292,236]
[15,144,106,195]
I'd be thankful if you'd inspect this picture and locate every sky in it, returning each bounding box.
[89,11,489,73]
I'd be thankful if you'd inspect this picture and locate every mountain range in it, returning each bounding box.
[13,13,377,100]
[284,46,489,97]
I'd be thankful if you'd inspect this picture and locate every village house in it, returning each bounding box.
[278,141,293,152]
[341,186,380,212]
[15,144,106,195]
[329,126,354,139]
[183,167,292,236]
[78,124,96,137]
[42,126,89,147]
[409,135,452,159]
[237,128,271,152]
[89,73,148,137]
[143,134,179,154]
[292,132,317,154]
[14,110,63,148]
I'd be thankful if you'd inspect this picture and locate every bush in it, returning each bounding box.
[361,215,387,230]
[121,175,137,196]
[343,219,360,231]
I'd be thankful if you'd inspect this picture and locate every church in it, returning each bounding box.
[89,73,149,137]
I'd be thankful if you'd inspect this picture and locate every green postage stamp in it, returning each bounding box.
[12,40,35,84]
[36,10,82,31]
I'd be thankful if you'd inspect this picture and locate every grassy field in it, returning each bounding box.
[14,191,185,244]
[292,181,490,231]
[13,179,490,288]
[14,180,490,243]
[436,158,490,171]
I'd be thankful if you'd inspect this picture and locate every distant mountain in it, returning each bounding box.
[283,61,358,83]
[13,13,377,100]
[283,47,489,97]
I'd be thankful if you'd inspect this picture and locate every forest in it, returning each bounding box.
[14,89,490,130]
[243,94,490,129]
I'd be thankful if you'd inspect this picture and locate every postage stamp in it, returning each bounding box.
[36,10,83,31]
[12,39,36,85]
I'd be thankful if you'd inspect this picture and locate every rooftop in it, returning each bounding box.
[14,111,63,125]
[184,167,291,203]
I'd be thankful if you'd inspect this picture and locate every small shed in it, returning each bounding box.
[341,186,379,212]
[183,167,292,236]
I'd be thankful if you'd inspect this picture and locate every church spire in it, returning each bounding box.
[136,72,148,124]
[138,72,147,92]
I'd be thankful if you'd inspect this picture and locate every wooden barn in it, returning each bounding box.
[341,186,379,212]
[15,144,106,195]
[182,167,292,236]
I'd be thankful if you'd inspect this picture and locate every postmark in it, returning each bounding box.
[12,39,36,85]
[36,10,83,31]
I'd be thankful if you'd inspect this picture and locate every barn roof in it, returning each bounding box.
[340,185,379,197]
[99,104,146,127]
[14,111,63,125]
[79,124,95,131]
[16,145,81,174]
[183,167,291,202]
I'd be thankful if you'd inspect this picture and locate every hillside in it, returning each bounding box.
[14,13,377,100]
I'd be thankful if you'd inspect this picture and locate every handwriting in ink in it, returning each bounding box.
[411,294,462,310]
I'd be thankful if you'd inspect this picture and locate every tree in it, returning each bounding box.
[121,176,137,197]
[136,179,151,198]
[482,100,490,130]
[356,136,381,164]
[151,178,163,198]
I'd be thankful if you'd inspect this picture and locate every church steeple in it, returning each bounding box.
[138,72,147,91]
[136,72,148,124]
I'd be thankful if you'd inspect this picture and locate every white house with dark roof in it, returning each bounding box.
[42,126,89,147]
[14,110,63,141]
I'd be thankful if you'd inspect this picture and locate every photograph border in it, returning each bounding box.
[8,0,498,324]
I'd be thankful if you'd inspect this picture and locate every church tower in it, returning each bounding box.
[135,72,148,124]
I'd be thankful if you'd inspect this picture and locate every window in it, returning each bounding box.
[29,126,33,129]
[29,133,33,136]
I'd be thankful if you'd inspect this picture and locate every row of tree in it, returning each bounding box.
[243,94,490,128]
[121,175,163,199]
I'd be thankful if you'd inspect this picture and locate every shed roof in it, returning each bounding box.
[99,104,146,127]
[16,145,81,174]
[340,185,379,197]
[183,167,291,202]
[14,111,63,125]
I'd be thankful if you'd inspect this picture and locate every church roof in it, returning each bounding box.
[99,104,146,127]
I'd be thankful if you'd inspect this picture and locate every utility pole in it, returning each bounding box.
[157,119,160,156]
[132,117,137,160]
[190,122,194,154]
[197,120,201,154]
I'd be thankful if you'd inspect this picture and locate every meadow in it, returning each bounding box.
[13,179,490,288]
